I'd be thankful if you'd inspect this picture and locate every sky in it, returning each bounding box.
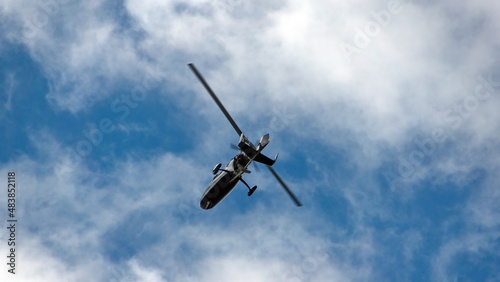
[0,0,499,281]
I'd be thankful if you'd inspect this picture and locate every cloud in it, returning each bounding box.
[432,232,500,281]
[0,72,16,120]
[0,123,388,281]
[1,0,500,281]
[3,0,499,153]
[2,72,15,111]
[1,0,151,113]
[127,0,500,178]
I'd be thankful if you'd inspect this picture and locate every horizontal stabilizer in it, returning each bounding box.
[254,152,278,166]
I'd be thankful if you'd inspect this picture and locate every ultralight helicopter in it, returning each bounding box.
[188,63,302,210]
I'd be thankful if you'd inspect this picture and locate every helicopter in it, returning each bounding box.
[188,63,302,210]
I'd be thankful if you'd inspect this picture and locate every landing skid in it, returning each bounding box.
[248,186,257,196]
[240,178,257,196]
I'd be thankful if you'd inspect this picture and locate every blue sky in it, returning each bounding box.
[1,0,500,281]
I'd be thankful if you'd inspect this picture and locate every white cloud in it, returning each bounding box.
[3,0,499,154]
[1,0,149,113]
[0,130,361,281]
[2,72,15,111]
[432,232,500,281]
[1,0,500,281]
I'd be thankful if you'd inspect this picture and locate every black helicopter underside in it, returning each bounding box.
[200,171,239,210]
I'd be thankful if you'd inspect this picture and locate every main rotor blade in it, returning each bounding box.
[267,166,302,207]
[188,63,243,137]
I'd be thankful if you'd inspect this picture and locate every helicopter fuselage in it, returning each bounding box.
[200,160,240,210]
